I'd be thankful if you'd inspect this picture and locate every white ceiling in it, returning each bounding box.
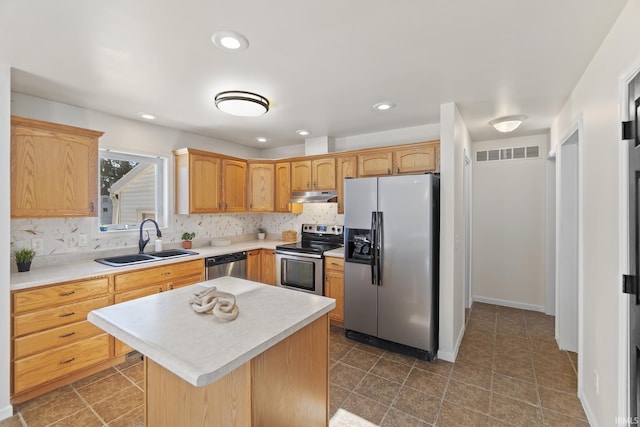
[0,0,629,148]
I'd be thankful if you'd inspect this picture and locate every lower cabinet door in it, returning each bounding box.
[13,334,110,394]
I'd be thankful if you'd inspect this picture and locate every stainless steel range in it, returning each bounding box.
[275,224,344,295]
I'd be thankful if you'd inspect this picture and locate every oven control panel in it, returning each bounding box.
[302,224,343,235]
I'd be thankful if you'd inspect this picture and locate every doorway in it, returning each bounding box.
[557,131,580,353]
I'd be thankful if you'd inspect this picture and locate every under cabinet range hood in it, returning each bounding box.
[289,190,337,203]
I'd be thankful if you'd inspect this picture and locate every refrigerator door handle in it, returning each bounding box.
[371,211,377,285]
[377,211,383,286]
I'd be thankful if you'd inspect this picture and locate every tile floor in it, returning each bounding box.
[0,302,587,426]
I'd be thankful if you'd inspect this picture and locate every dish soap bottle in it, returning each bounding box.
[154,238,163,252]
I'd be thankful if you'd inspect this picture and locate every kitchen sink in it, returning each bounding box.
[95,249,198,267]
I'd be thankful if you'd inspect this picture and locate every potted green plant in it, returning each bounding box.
[257,227,266,240]
[13,248,36,272]
[181,232,195,249]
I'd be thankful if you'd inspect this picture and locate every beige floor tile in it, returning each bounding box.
[471,302,498,313]
[493,355,536,382]
[467,318,497,333]
[331,327,355,346]
[331,341,352,361]
[470,310,498,323]
[491,394,543,427]
[330,362,368,391]
[405,367,449,398]
[492,373,538,405]
[71,367,118,389]
[444,379,490,415]
[48,408,103,427]
[355,342,386,356]
[437,400,489,426]
[340,392,388,425]
[92,385,143,424]
[119,362,144,384]
[392,386,441,424]
[370,358,412,384]
[355,374,402,406]
[413,358,453,378]
[490,417,518,426]
[542,409,590,427]
[463,328,496,343]
[108,405,145,427]
[341,348,381,371]
[535,370,577,394]
[380,408,431,427]
[0,415,23,427]
[19,387,86,427]
[451,362,492,390]
[330,384,351,417]
[538,387,586,420]
[381,350,417,367]
[456,347,494,370]
[75,372,134,405]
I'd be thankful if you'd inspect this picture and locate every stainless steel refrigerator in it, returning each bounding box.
[344,174,439,360]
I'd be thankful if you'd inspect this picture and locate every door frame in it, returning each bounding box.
[463,149,472,309]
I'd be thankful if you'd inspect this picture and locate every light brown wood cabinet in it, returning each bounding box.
[11,276,111,398]
[274,162,303,213]
[260,249,276,285]
[174,148,246,213]
[394,144,437,174]
[247,161,275,212]
[358,150,394,177]
[357,142,439,177]
[291,158,336,191]
[112,259,204,356]
[247,249,261,282]
[11,116,103,218]
[324,257,344,327]
[335,155,357,214]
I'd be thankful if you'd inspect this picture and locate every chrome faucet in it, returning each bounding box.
[139,218,162,254]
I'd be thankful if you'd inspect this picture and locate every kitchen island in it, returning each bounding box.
[88,276,335,427]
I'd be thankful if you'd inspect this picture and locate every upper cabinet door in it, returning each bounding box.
[291,160,312,191]
[11,116,102,218]
[188,154,222,213]
[275,162,292,212]
[335,156,357,214]
[221,159,247,212]
[312,158,336,190]
[394,144,437,174]
[248,162,275,212]
[358,151,393,177]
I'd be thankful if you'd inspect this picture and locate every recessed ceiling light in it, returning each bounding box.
[211,31,249,51]
[256,137,269,143]
[489,115,527,133]
[296,130,311,136]
[214,91,269,117]
[373,102,396,111]
[140,113,156,120]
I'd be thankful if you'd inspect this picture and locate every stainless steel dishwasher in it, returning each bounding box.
[205,251,247,280]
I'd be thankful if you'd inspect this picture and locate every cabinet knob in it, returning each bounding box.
[158,287,164,292]
[387,168,391,174]
[397,166,400,173]
[169,284,174,290]
[313,181,317,188]
[90,202,94,212]
[225,202,228,210]
[307,181,310,188]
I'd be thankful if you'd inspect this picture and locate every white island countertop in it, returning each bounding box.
[88,277,335,387]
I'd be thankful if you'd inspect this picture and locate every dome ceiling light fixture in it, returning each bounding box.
[256,136,269,143]
[211,31,249,51]
[139,113,156,120]
[489,115,527,133]
[214,91,269,117]
[296,129,311,136]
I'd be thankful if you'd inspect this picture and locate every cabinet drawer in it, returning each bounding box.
[14,333,110,394]
[115,285,164,304]
[13,295,110,337]
[325,257,344,271]
[14,320,103,359]
[13,277,109,314]
[114,259,203,292]
[167,273,204,290]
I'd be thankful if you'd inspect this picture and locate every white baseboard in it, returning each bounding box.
[0,404,13,422]
[438,323,465,363]
[472,296,545,313]
[578,389,599,427]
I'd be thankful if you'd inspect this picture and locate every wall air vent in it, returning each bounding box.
[475,145,540,163]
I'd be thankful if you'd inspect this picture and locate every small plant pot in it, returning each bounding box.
[16,262,31,272]
[182,241,193,249]
[258,233,266,240]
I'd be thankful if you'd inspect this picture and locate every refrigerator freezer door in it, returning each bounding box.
[344,261,378,336]
[377,174,436,352]
[344,177,377,229]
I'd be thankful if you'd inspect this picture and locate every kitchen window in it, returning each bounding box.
[98,150,167,231]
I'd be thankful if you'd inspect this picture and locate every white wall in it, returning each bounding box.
[0,67,13,420]
[471,134,548,311]
[438,102,471,362]
[549,1,640,424]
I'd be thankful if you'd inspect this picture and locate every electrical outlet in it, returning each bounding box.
[593,370,599,395]
[78,234,88,247]
[32,238,44,253]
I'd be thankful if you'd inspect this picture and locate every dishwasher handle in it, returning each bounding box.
[205,251,247,267]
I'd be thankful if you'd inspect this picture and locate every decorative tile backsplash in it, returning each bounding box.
[10,204,343,269]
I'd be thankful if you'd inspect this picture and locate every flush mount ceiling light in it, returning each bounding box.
[211,31,249,51]
[214,91,269,117]
[256,136,269,143]
[489,115,527,133]
[373,102,396,111]
[139,113,156,120]
[296,129,311,136]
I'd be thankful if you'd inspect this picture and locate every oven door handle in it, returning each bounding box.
[275,250,323,259]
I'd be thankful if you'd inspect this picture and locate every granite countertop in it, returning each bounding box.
[88,276,335,387]
[324,247,344,258]
[10,240,291,291]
